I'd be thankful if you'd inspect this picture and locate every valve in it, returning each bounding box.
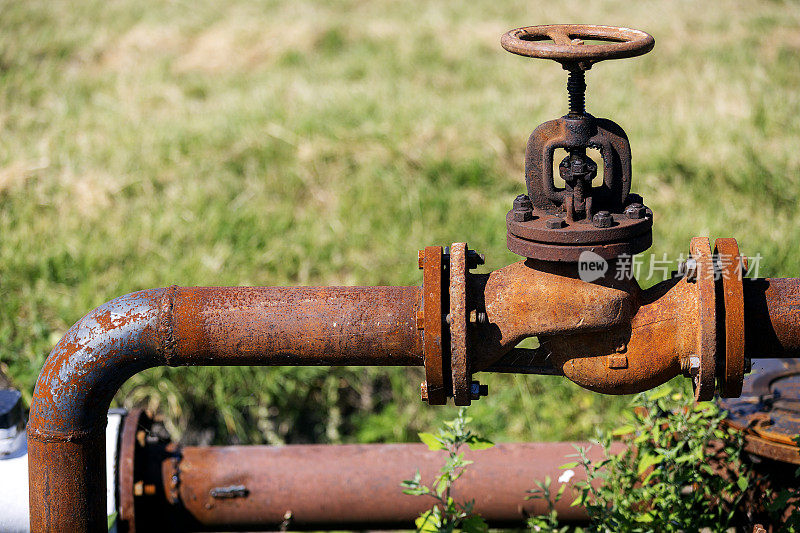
[501,25,655,262]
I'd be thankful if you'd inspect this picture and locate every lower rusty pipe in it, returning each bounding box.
[28,286,422,532]
[130,441,617,531]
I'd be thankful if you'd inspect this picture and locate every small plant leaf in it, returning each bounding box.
[466,435,494,450]
[612,424,635,436]
[646,387,670,400]
[418,432,444,451]
[637,453,662,475]
[559,462,579,469]
[736,474,749,492]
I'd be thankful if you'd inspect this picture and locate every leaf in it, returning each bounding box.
[107,512,117,531]
[637,453,662,475]
[612,425,635,436]
[646,387,670,401]
[415,510,440,533]
[461,515,489,533]
[466,435,494,450]
[418,432,444,451]
[736,474,749,492]
[559,462,579,469]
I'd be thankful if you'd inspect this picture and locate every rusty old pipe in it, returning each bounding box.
[133,442,617,531]
[28,285,422,532]
[743,278,800,359]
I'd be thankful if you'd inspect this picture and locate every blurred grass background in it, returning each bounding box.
[1,0,799,445]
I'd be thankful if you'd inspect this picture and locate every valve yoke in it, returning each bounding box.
[502,25,655,262]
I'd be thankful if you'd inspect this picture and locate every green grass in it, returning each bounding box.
[1,0,799,445]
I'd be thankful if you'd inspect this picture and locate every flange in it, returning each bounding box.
[419,246,448,405]
[690,237,717,401]
[714,238,746,398]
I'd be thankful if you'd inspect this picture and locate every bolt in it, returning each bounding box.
[677,258,698,281]
[420,382,429,402]
[545,217,565,229]
[513,194,532,210]
[513,207,533,222]
[624,203,646,219]
[466,249,485,269]
[470,381,488,400]
[469,310,488,324]
[592,210,613,228]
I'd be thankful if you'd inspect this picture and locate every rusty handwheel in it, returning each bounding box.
[501,24,655,66]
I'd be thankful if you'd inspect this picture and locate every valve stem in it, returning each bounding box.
[566,68,586,115]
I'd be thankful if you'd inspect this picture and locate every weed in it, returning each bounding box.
[401,407,493,532]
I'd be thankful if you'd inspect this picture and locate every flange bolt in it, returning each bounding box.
[470,381,488,400]
[513,194,533,210]
[545,217,565,229]
[592,210,613,228]
[513,208,533,222]
[624,203,646,219]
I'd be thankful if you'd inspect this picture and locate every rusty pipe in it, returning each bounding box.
[743,278,800,359]
[135,442,616,530]
[28,285,422,532]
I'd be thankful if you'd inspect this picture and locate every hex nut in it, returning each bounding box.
[624,203,646,219]
[545,217,565,229]
[513,207,533,222]
[592,211,613,228]
[513,194,532,210]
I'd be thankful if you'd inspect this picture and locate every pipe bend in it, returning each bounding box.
[28,288,169,439]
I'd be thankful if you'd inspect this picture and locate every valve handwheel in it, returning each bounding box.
[501,24,655,66]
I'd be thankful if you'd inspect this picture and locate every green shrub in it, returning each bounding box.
[529,386,750,532]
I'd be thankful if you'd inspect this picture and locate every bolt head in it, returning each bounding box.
[513,194,532,210]
[513,207,533,222]
[545,217,565,229]
[466,249,485,268]
[624,203,647,219]
[592,210,613,228]
[683,258,698,280]
[469,381,488,400]
[688,355,701,377]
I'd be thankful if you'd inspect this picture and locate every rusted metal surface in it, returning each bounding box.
[168,286,423,367]
[153,442,616,530]
[501,25,655,262]
[744,278,800,359]
[449,243,471,405]
[28,285,423,532]
[691,237,718,401]
[715,238,746,398]
[720,359,800,464]
[501,25,655,64]
[420,246,447,405]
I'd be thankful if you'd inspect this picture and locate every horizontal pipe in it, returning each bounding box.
[28,286,422,532]
[155,442,614,530]
[744,278,800,358]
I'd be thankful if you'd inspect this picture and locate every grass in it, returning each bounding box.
[1,0,799,445]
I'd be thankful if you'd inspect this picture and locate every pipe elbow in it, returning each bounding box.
[28,288,170,439]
